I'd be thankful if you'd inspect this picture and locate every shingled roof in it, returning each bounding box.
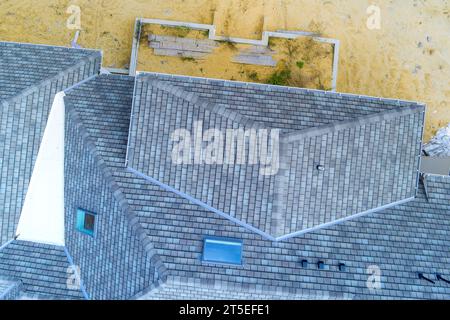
[65,74,450,299]
[0,41,101,245]
[0,240,84,299]
[126,73,425,240]
[0,41,447,299]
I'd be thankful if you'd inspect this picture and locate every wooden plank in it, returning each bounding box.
[232,45,277,67]
[153,48,209,59]
[232,54,277,67]
[148,34,218,59]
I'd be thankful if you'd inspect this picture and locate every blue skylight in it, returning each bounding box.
[202,237,243,265]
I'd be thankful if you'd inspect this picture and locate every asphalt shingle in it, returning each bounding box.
[127,73,425,239]
[0,240,84,299]
[0,41,101,245]
[66,74,450,299]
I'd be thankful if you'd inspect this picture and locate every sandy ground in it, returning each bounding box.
[138,25,334,89]
[0,0,448,141]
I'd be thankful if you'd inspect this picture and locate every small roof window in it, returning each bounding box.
[202,237,243,265]
[76,208,96,236]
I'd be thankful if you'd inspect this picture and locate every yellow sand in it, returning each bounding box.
[139,24,334,89]
[0,0,448,141]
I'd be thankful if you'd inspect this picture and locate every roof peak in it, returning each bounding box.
[127,73,426,240]
[138,75,267,129]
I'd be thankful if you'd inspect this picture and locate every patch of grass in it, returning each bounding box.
[296,60,305,69]
[180,56,196,62]
[284,41,299,59]
[161,25,191,38]
[266,69,291,86]
[221,40,238,51]
[247,71,259,81]
[316,76,332,91]
[268,38,277,49]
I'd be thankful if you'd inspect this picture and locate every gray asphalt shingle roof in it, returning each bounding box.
[424,174,450,205]
[65,74,450,299]
[127,73,425,239]
[0,240,84,299]
[0,42,100,101]
[139,73,407,131]
[63,75,160,300]
[0,41,446,299]
[0,41,101,245]
[275,107,423,237]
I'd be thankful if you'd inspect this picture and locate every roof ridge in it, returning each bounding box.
[64,100,169,286]
[139,75,267,128]
[0,40,101,54]
[270,103,425,239]
[137,71,427,106]
[64,74,135,95]
[0,239,15,253]
[282,103,425,143]
[1,50,102,106]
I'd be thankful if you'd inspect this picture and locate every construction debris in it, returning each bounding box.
[148,34,218,59]
[423,123,450,156]
[232,45,277,67]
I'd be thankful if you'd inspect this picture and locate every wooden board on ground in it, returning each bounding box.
[148,34,218,59]
[232,45,277,67]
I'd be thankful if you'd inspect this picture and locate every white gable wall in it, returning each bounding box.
[15,92,66,246]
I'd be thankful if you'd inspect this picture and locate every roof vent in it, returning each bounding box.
[318,261,326,270]
[418,273,435,284]
[338,263,346,272]
[301,259,308,268]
